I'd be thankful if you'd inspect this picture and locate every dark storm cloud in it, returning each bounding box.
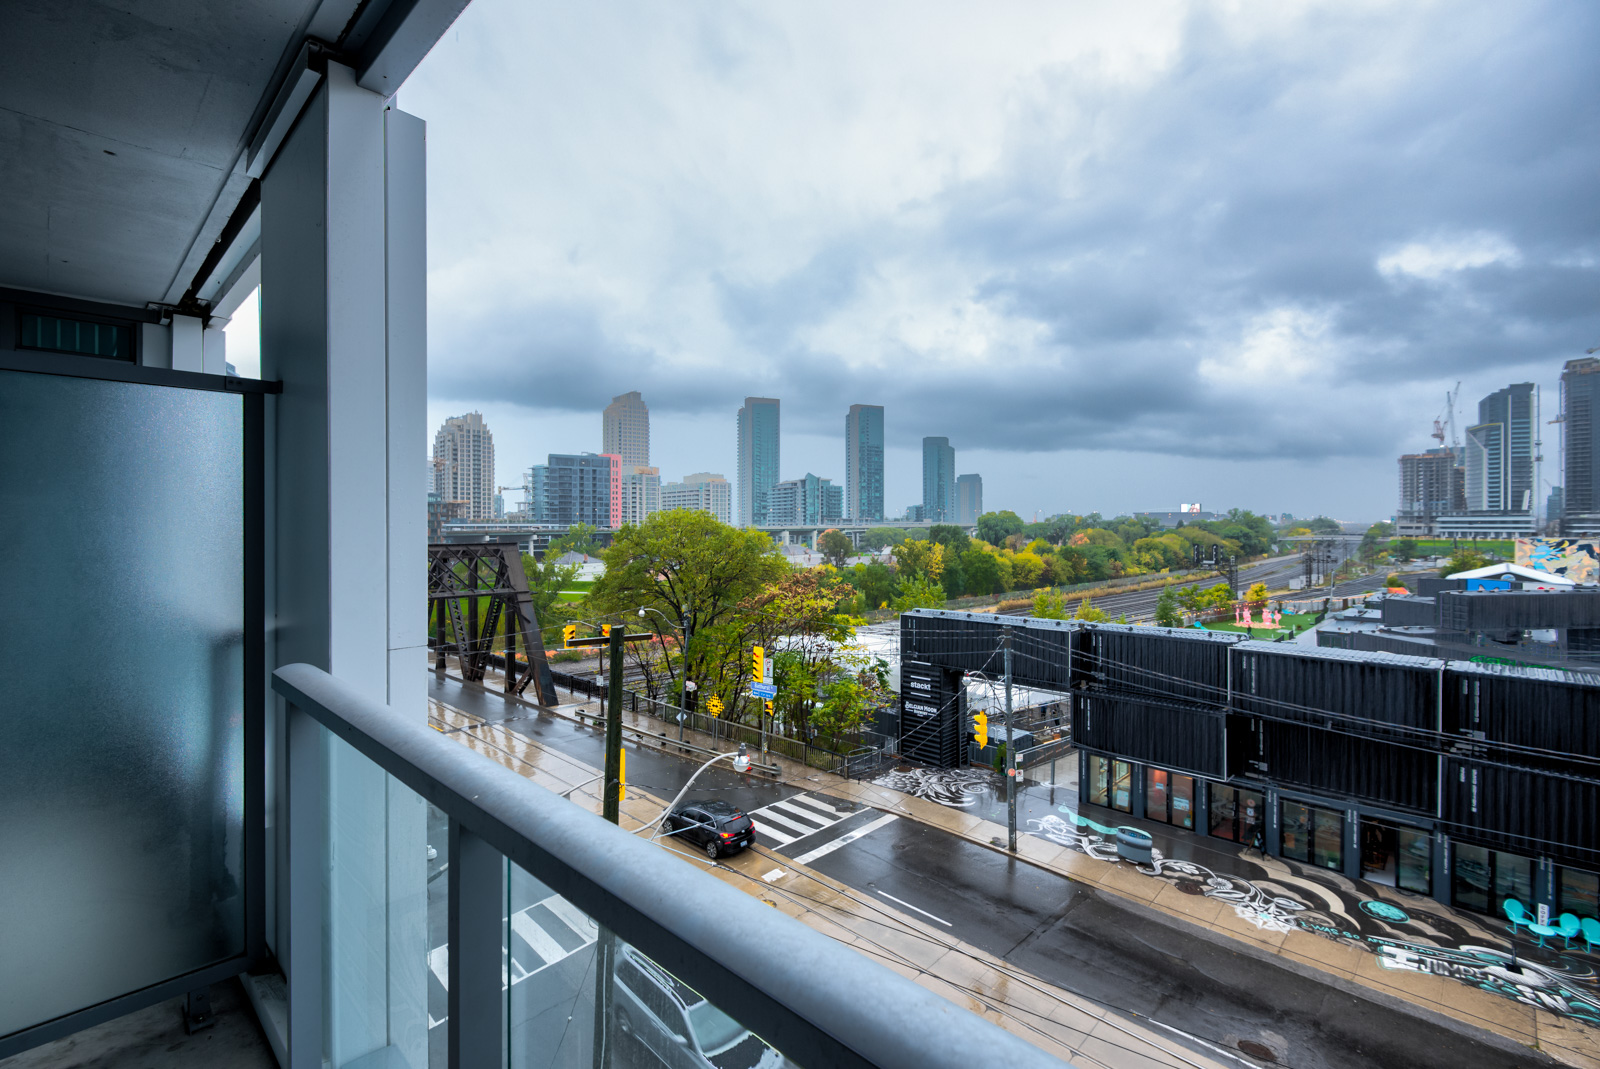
[430,2,1600,466]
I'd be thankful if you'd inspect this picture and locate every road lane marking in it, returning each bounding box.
[768,800,833,828]
[783,795,847,818]
[753,824,796,846]
[762,868,785,883]
[876,890,952,927]
[512,910,567,964]
[791,813,898,865]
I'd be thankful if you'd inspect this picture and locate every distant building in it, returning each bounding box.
[1439,382,1538,537]
[1135,509,1218,528]
[1561,358,1600,535]
[902,504,927,523]
[602,391,650,469]
[956,474,983,525]
[769,473,844,526]
[736,397,780,526]
[619,465,661,527]
[845,404,885,523]
[921,437,956,523]
[662,472,733,525]
[432,411,496,520]
[1396,448,1465,537]
[1549,486,1566,526]
[427,492,465,543]
[525,452,619,527]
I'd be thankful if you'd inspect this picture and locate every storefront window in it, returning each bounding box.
[1146,769,1196,830]
[1282,801,1342,871]
[1208,785,1263,847]
[1085,754,1110,808]
[1110,760,1132,813]
[1493,851,1534,913]
[1452,844,1491,914]
[1396,826,1432,895]
[1560,868,1599,918]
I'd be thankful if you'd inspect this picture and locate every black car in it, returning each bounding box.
[663,800,755,859]
[615,944,787,1068]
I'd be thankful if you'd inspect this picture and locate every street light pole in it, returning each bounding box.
[1004,626,1016,853]
[642,744,752,841]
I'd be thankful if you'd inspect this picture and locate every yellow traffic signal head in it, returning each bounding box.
[973,711,989,748]
[562,623,577,647]
[764,699,774,715]
[618,749,626,802]
[601,623,612,638]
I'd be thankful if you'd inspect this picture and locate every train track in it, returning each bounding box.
[991,553,1307,623]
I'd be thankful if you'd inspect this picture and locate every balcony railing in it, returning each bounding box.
[273,663,1071,1069]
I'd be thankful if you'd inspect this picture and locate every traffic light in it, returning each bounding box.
[751,645,764,681]
[764,699,774,716]
[601,623,612,639]
[562,623,577,647]
[618,749,626,802]
[973,711,989,749]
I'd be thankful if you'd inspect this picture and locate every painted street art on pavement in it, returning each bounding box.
[1029,809,1600,1025]
[872,767,994,808]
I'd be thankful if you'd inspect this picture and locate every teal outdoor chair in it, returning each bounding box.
[1556,913,1581,949]
[1503,898,1532,935]
[1581,917,1600,954]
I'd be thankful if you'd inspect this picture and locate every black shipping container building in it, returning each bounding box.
[1231,717,1438,814]
[1444,758,1599,868]
[1444,661,1600,761]
[898,660,967,769]
[1076,623,1241,706]
[1075,693,1225,779]
[1230,641,1443,735]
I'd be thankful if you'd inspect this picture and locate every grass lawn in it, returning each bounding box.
[563,579,596,590]
[1202,611,1320,636]
[556,590,587,602]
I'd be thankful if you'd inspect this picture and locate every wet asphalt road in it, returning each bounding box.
[430,673,1556,1069]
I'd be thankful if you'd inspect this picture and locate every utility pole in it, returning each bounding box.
[603,625,624,825]
[1004,626,1016,852]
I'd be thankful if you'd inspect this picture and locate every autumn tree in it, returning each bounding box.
[818,529,855,567]
[892,539,946,583]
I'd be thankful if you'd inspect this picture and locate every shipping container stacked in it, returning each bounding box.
[1441,662,1600,865]
[1075,691,1226,779]
[1438,588,1600,632]
[899,610,1075,689]
[1227,642,1445,813]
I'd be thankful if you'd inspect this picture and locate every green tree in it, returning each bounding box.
[818,529,855,568]
[926,524,972,556]
[1011,551,1045,589]
[588,511,786,706]
[548,522,601,558]
[893,574,947,612]
[961,545,1004,595]
[1385,573,1407,590]
[1306,516,1343,535]
[842,561,896,610]
[1446,548,1489,576]
[860,527,909,551]
[1155,584,1182,627]
[975,510,1025,545]
[1032,589,1067,619]
[1393,537,1419,561]
[1244,581,1269,605]
[1073,597,1108,622]
[892,539,945,582]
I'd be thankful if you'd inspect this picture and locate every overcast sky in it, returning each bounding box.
[239,1,1600,521]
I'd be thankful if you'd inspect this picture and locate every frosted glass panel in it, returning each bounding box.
[0,369,245,1037]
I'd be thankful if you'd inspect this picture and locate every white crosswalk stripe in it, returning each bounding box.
[427,894,598,1029]
[749,793,852,848]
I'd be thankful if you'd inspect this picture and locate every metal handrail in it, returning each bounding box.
[273,664,1068,1069]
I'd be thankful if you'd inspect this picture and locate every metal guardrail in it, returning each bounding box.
[274,664,1066,1069]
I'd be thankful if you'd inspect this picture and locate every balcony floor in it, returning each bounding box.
[2,978,276,1069]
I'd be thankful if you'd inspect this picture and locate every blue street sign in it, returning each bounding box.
[751,682,777,699]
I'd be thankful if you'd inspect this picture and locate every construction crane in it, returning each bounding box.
[1431,381,1461,448]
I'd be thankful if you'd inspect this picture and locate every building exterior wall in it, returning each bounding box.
[956,474,983,525]
[1562,359,1600,526]
[921,437,956,522]
[620,465,661,527]
[527,453,615,526]
[845,404,884,523]
[602,391,650,469]
[769,473,843,526]
[1397,448,1464,534]
[736,397,780,526]
[661,472,732,525]
[432,411,495,520]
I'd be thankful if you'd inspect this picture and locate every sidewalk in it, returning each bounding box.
[443,668,1600,1064]
[426,695,1233,1069]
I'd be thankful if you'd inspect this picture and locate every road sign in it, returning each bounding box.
[751,682,777,699]
[751,645,764,680]
[706,695,724,717]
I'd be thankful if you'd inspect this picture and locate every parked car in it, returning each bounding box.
[615,943,786,1069]
[663,800,756,859]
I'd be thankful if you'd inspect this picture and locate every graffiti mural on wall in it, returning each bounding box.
[1029,809,1600,1024]
[1517,537,1600,583]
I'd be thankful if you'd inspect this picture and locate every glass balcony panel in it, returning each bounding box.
[505,862,800,1069]
[0,369,244,1037]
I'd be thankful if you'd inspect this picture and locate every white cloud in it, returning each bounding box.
[1199,307,1333,385]
[1377,233,1522,281]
